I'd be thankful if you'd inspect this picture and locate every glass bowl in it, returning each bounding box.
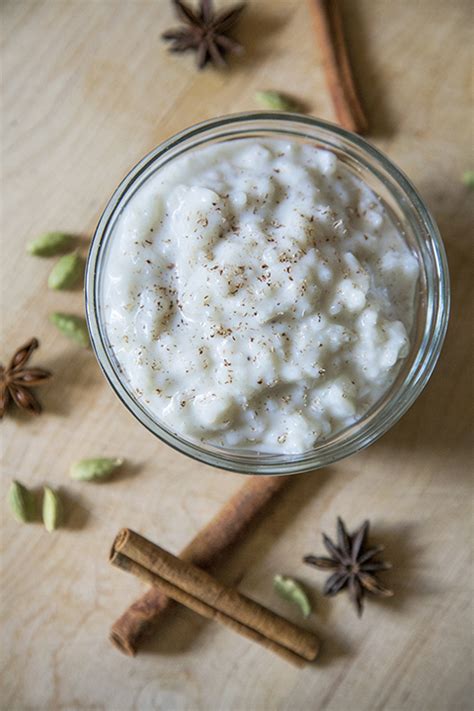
[85,113,450,475]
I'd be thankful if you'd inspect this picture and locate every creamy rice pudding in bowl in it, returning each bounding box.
[85,114,449,474]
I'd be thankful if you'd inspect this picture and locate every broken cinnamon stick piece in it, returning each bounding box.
[308,0,368,134]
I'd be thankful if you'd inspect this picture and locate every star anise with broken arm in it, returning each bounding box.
[162,0,246,69]
[304,517,393,617]
[0,338,52,418]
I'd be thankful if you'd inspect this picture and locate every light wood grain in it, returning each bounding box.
[1,1,473,710]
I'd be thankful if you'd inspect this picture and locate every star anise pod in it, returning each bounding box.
[0,338,52,419]
[162,0,246,69]
[303,517,393,617]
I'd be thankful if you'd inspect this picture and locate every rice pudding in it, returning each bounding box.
[102,139,419,454]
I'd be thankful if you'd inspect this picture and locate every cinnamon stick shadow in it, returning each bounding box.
[216,468,335,581]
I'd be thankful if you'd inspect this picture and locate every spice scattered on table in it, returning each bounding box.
[304,517,393,617]
[27,231,74,257]
[49,313,90,348]
[273,574,312,618]
[8,481,36,523]
[48,252,84,290]
[0,338,52,418]
[42,486,62,532]
[70,457,124,481]
[462,170,474,189]
[255,90,301,112]
[162,0,246,69]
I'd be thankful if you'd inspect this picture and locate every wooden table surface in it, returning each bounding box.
[1,1,473,709]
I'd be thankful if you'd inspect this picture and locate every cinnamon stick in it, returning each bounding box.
[110,529,319,666]
[112,552,306,667]
[110,475,290,655]
[308,0,368,134]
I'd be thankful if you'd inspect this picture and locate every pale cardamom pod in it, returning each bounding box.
[27,232,74,257]
[8,480,36,523]
[273,574,312,618]
[48,252,84,290]
[50,312,90,348]
[462,170,474,189]
[70,457,124,481]
[42,486,62,532]
[255,90,300,112]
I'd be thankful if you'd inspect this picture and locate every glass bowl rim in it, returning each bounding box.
[85,111,450,475]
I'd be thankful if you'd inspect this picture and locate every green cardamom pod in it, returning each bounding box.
[48,252,84,290]
[50,312,90,348]
[273,574,312,618]
[8,480,36,523]
[42,486,62,532]
[70,457,124,481]
[462,170,474,189]
[255,90,300,112]
[27,231,74,257]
